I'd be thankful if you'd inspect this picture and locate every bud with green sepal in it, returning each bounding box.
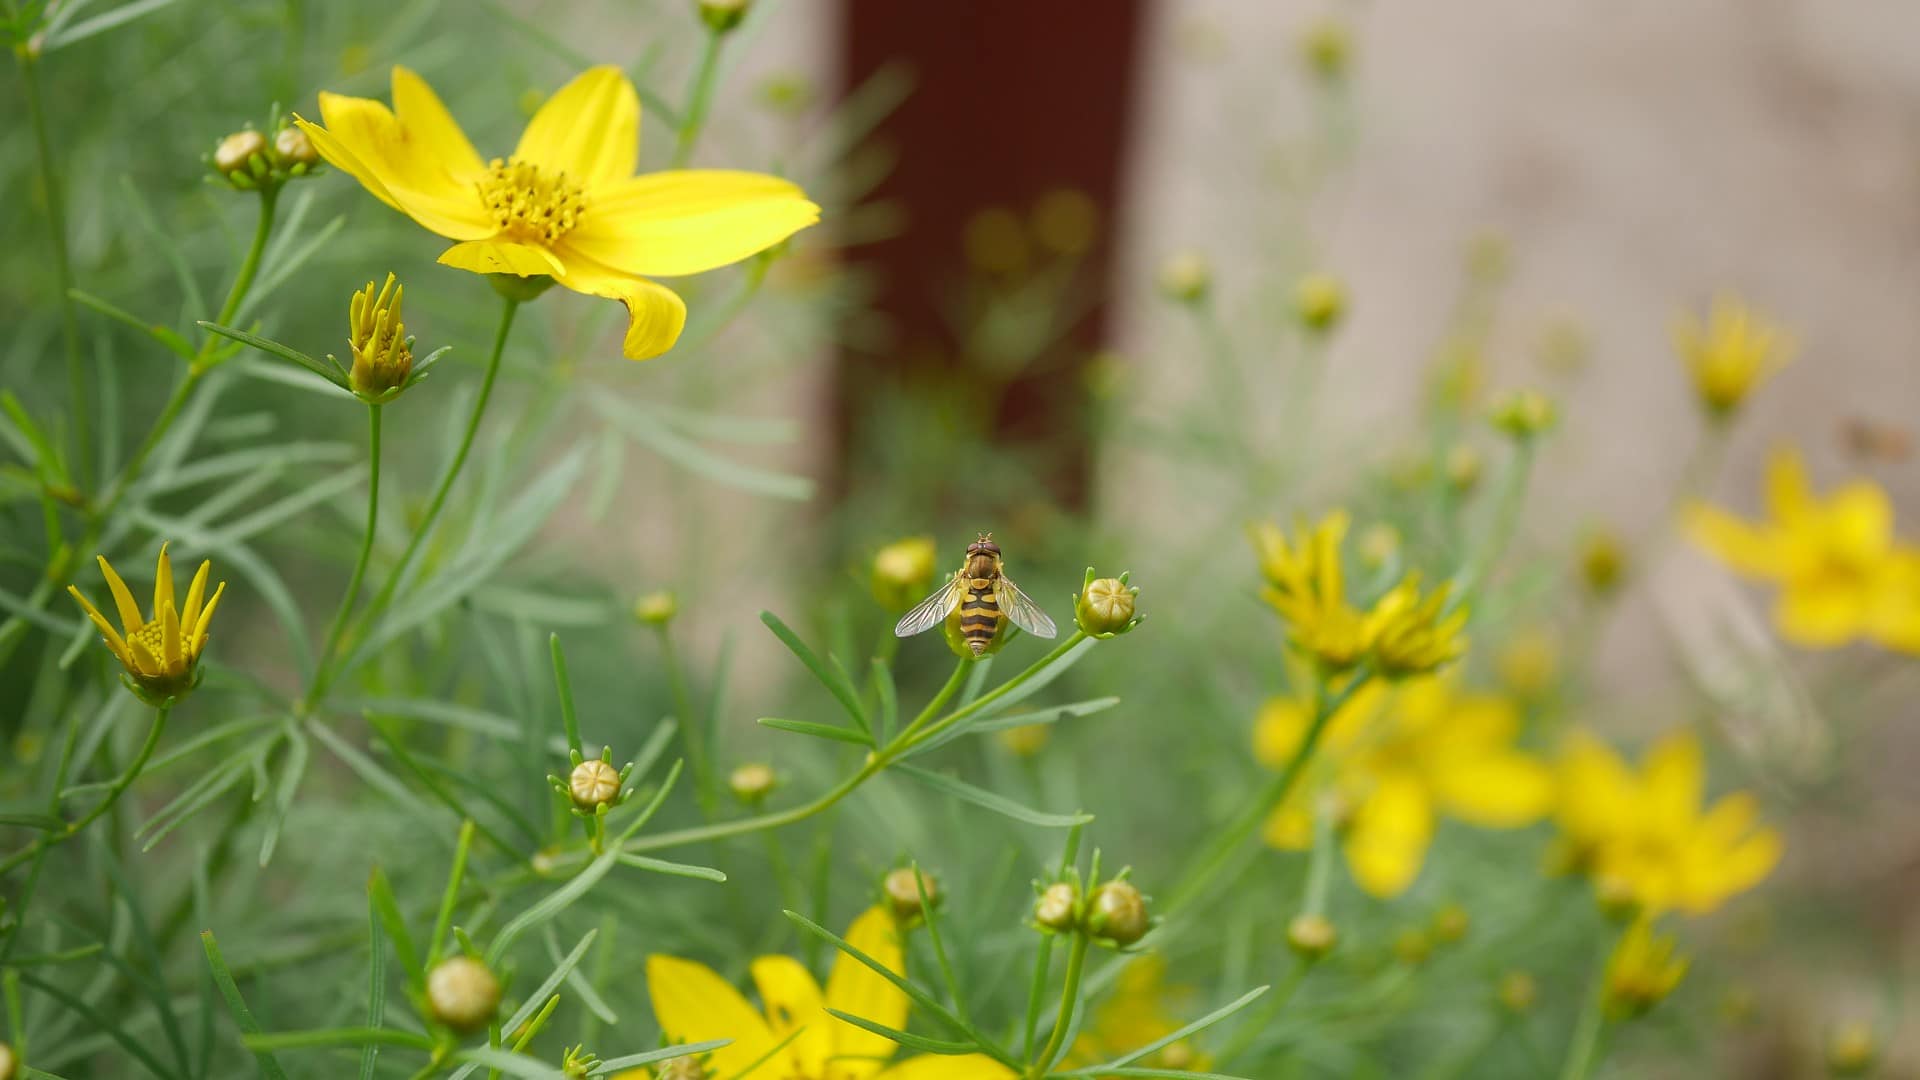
[1074,568,1141,638]
[882,866,940,927]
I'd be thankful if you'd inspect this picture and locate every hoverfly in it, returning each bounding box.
[894,533,1056,655]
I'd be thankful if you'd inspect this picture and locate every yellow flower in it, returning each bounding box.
[871,536,938,613]
[1364,574,1467,678]
[295,67,820,361]
[1686,447,1920,652]
[644,907,1013,1080]
[1603,918,1689,1018]
[1674,296,1792,416]
[1553,729,1780,916]
[67,544,226,702]
[1066,955,1215,1074]
[1250,512,1370,672]
[1256,678,1552,898]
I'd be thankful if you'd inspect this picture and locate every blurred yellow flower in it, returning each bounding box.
[1686,448,1920,652]
[997,723,1051,757]
[1365,574,1467,678]
[1674,296,1792,416]
[871,536,938,613]
[1603,918,1688,1018]
[1067,954,1214,1074]
[67,543,226,702]
[1554,729,1780,916]
[1250,512,1370,672]
[644,907,1012,1080]
[1257,678,1552,898]
[296,67,819,360]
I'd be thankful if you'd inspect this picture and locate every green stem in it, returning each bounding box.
[1215,958,1312,1066]
[1559,934,1616,1080]
[1453,440,1537,603]
[302,403,381,712]
[1030,933,1090,1076]
[901,632,1088,751]
[670,30,725,167]
[657,627,714,816]
[17,49,86,486]
[891,657,970,746]
[0,704,168,875]
[317,295,519,702]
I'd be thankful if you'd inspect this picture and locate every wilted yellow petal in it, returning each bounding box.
[823,907,907,1076]
[644,955,778,1078]
[514,66,638,188]
[552,256,688,361]
[564,170,819,277]
[749,956,832,1079]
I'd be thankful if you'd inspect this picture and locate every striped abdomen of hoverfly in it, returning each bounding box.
[952,554,1006,655]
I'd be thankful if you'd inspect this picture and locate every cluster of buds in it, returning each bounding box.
[209,115,324,191]
[1031,862,1153,948]
[550,747,637,834]
[882,867,940,927]
[426,955,502,1032]
[1074,568,1141,638]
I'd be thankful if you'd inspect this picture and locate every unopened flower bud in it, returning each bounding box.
[1299,17,1352,81]
[1432,904,1470,944]
[871,537,937,613]
[634,591,678,626]
[1594,874,1642,923]
[883,868,939,924]
[1157,251,1211,304]
[1086,881,1150,946]
[569,758,622,811]
[1394,928,1432,965]
[1157,1042,1201,1069]
[1075,572,1138,637]
[1034,882,1079,932]
[997,723,1050,757]
[1293,272,1347,334]
[273,125,318,168]
[1579,528,1625,598]
[1357,523,1400,570]
[0,1041,16,1080]
[1827,1021,1877,1076]
[698,0,750,33]
[348,273,414,400]
[1444,444,1482,493]
[1287,913,1337,960]
[1488,389,1557,440]
[729,762,775,804]
[1497,971,1537,1013]
[213,130,268,178]
[427,956,501,1031]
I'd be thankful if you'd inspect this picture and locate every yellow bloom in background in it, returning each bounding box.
[1554,729,1780,916]
[67,543,226,701]
[871,535,938,613]
[1256,678,1553,898]
[1674,295,1792,417]
[1686,447,1920,652]
[644,907,1013,1080]
[1250,512,1371,671]
[1365,574,1467,678]
[1066,954,1214,1074]
[295,66,820,360]
[1603,918,1689,1018]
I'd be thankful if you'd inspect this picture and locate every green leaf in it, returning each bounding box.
[902,697,1120,759]
[0,813,66,831]
[1095,985,1269,1071]
[591,395,812,500]
[614,854,727,882]
[197,322,347,389]
[43,0,183,50]
[257,724,309,866]
[367,866,424,993]
[823,1009,977,1055]
[589,1040,732,1076]
[759,611,868,733]
[68,289,194,360]
[201,931,292,1080]
[18,971,179,1080]
[893,764,1093,828]
[359,884,388,1080]
[487,839,621,966]
[499,929,597,1035]
[242,1027,436,1052]
[755,717,872,746]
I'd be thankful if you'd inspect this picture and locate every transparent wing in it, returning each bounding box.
[996,575,1058,639]
[894,573,964,637]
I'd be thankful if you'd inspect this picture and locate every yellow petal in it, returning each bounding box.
[97,554,143,634]
[127,633,163,678]
[1683,505,1789,580]
[180,561,211,636]
[67,585,133,669]
[875,1055,1020,1080]
[1343,772,1433,898]
[565,170,820,277]
[390,66,485,180]
[437,239,566,278]
[1774,584,1865,647]
[1764,447,1811,524]
[1431,752,1554,828]
[1252,698,1309,770]
[1640,730,1703,830]
[552,255,688,360]
[1260,795,1312,850]
[1556,730,1635,843]
[305,94,493,241]
[749,956,832,1079]
[192,581,227,652]
[1824,482,1893,562]
[644,955,779,1078]
[155,544,180,670]
[823,907,907,1077]
[515,66,638,188]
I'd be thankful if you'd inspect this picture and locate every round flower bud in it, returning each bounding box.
[996,723,1050,757]
[1488,389,1557,440]
[1394,928,1432,966]
[634,591,678,626]
[1444,444,1482,493]
[871,537,938,613]
[1157,251,1211,304]
[1034,882,1080,932]
[1432,904,1470,944]
[1299,17,1352,81]
[1288,914,1336,960]
[698,0,750,33]
[883,868,939,923]
[427,956,501,1031]
[1086,881,1150,946]
[568,758,622,811]
[1497,971,1537,1013]
[728,762,776,804]
[1580,528,1626,598]
[0,1041,16,1080]
[1075,576,1137,637]
[213,130,268,177]
[273,125,318,167]
[1293,272,1347,333]
[1827,1021,1877,1076]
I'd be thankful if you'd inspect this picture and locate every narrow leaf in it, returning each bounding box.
[202,930,292,1080]
[893,764,1093,828]
[759,611,867,732]
[755,717,872,746]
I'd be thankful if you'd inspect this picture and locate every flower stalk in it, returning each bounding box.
[302,403,381,712]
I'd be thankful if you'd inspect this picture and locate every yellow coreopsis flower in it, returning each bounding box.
[1256,678,1553,898]
[1364,574,1467,678]
[1066,954,1215,1074]
[643,907,1013,1080]
[1603,918,1689,1018]
[67,543,226,703]
[1686,447,1920,652]
[1250,512,1371,671]
[295,66,820,360]
[1674,296,1792,417]
[1553,729,1780,916]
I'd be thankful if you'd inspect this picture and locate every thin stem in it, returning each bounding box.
[318,296,519,702]
[0,704,168,875]
[670,30,725,168]
[1452,440,1537,603]
[18,49,86,486]
[302,403,381,712]
[1558,934,1615,1080]
[892,657,970,746]
[1214,958,1312,1066]
[901,633,1088,751]
[657,627,714,816]
[1031,933,1090,1076]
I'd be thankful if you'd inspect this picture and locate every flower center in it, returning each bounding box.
[477,157,585,246]
[129,620,169,665]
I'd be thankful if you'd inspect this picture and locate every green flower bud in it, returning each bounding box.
[1294,272,1347,334]
[698,0,750,32]
[427,956,501,1031]
[0,1041,16,1080]
[871,536,937,613]
[728,762,776,805]
[212,129,269,186]
[1827,1021,1877,1076]
[273,125,318,168]
[1432,903,1470,943]
[1444,444,1482,493]
[634,591,678,626]
[1497,971,1537,1013]
[1394,928,1432,966]
[1034,882,1079,932]
[1488,389,1557,440]
[883,867,939,924]
[1075,570,1139,638]
[1286,913,1337,960]
[568,758,622,812]
[1086,880,1150,946]
[1157,251,1211,304]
